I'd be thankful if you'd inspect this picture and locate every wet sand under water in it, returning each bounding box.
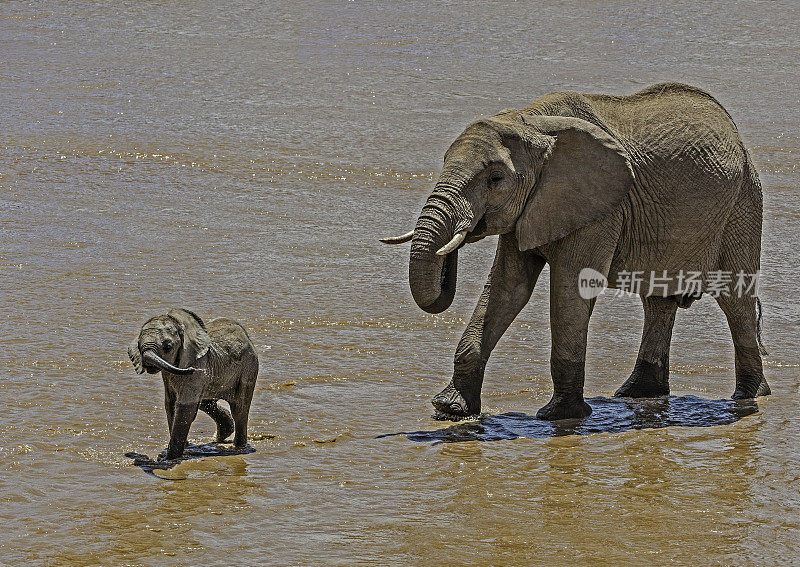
[1,2,799,565]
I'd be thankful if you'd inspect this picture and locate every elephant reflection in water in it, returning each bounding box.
[383,82,769,421]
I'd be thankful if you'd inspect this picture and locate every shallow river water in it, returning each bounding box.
[1,2,799,565]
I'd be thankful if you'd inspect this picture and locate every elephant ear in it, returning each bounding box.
[515,115,634,251]
[128,337,144,374]
[167,308,211,367]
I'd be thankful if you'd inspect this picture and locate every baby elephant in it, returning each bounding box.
[128,308,259,460]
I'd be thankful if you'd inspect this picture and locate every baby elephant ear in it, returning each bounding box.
[128,337,144,374]
[515,115,634,251]
[167,308,211,366]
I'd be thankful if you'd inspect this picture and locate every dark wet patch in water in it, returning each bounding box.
[380,396,759,444]
[125,442,255,476]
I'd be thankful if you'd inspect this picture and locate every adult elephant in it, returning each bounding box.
[382,82,769,421]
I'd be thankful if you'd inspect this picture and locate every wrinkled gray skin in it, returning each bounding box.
[128,308,259,460]
[386,82,770,421]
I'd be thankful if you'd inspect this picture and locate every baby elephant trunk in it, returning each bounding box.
[142,350,195,375]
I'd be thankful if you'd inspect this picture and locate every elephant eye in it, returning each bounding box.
[488,171,504,185]
[162,341,172,351]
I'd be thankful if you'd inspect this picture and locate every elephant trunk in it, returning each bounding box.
[142,350,195,375]
[409,173,480,313]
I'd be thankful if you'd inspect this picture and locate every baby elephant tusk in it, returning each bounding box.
[379,230,414,244]
[436,230,467,256]
[142,350,196,375]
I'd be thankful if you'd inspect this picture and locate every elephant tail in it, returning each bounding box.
[756,297,769,356]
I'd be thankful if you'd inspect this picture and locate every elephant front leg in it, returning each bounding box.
[163,402,200,460]
[536,264,596,421]
[615,295,678,398]
[432,234,545,419]
[164,388,175,433]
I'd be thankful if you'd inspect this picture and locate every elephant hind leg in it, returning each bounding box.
[716,294,770,399]
[713,165,768,398]
[229,387,255,448]
[229,400,251,448]
[615,295,678,398]
[199,399,235,443]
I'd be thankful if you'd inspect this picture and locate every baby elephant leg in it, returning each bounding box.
[165,402,200,460]
[199,399,235,443]
[229,388,255,448]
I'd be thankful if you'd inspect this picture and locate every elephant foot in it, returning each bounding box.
[200,400,235,443]
[215,420,235,443]
[536,395,592,421]
[732,377,771,399]
[233,431,248,448]
[614,360,670,398]
[159,448,183,462]
[431,381,481,421]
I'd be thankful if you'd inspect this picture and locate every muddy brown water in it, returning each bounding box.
[1,2,799,565]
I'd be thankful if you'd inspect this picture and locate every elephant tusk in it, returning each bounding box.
[436,230,467,256]
[142,350,195,375]
[379,230,414,245]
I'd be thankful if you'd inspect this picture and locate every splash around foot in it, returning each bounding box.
[125,442,255,474]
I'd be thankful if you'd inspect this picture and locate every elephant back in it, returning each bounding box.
[206,317,258,361]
